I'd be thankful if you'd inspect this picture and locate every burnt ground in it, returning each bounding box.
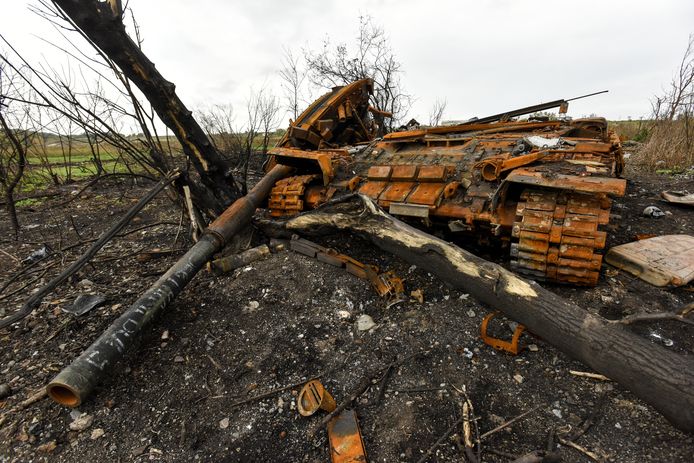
[0,170,693,463]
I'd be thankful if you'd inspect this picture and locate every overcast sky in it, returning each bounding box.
[3,0,693,127]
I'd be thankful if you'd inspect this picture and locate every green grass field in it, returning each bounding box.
[19,136,131,193]
[12,130,285,195]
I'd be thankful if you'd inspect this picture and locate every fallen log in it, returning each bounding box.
[256,194,694,433]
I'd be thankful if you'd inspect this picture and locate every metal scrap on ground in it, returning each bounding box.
[605,234,694,286]
[661,190,694,207]
[289,236,405,300]
[296,380,368,463]
[62,294,106,316]
[480,311,527,355]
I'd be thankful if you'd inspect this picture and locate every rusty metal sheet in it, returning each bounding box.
[358,181,388,199]
[271,148,335,185]
[407,183,445,206]
[367,165,392,180]
[606,235,694,287]
[391,165,418,181]
[327,410,368,463]
[416,165,448,182]
[506,168,627,196]
[379,182,416,203]
[572,142,612,153]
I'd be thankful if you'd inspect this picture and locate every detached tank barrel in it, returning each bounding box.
[46,165,293,407]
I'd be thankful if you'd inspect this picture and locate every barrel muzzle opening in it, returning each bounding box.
[47,383,81,407]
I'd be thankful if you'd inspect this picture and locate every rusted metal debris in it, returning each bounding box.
[297,380,368,463]
[661,190,694,206]
[289,236,405,300]
[297,380,336,417]
[480,311,526,355]
[265,79,626,286]
[605,234,694,286]
[326,410,368,463]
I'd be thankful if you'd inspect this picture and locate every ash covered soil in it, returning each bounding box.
[0,171,693,463]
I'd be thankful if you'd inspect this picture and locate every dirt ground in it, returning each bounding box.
[1,169,693,463]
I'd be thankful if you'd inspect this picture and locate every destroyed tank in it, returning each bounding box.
[264,79,626,286]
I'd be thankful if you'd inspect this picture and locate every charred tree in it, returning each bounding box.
[51,0,240,215]
[256,195,694,433]
[0,111,26,239]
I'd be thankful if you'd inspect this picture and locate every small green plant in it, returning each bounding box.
[633,127,649,142]
[15,197,42,207]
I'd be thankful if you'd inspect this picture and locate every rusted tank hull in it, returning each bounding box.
[266,79,626,286]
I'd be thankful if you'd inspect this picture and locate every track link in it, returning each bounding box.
[268,174,319,217]
[510,188,612,286]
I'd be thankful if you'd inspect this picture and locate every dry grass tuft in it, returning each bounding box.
[630,119,694,172]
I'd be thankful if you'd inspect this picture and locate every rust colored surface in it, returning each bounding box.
[505,169,627,196]
[266,80,627,286]
[480,311,526,355]
[367,165,392,180]
[270,148,335,185]
[476,151,547,181]
[391,165,418,181]
[327,410,368,463]
[418,165,450,182]
[511,188,610,285]
[267,175,319,217]
[605,235,694,287]
[297,380,336,417]
[379,182,416,204]
[289,237,405,300]
[275,79,375,151]
[408,183,446,206]
[358,181,388,200]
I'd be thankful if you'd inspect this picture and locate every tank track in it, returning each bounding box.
[510,188,612,286]
[268,174,318,217]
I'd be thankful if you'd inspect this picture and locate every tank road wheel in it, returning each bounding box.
[510,188,613,286]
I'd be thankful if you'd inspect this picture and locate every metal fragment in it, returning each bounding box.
[62,294,107,316]
[327,410,368,463]
[480,311,526,355]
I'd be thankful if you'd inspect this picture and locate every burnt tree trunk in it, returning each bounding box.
[4,190,20,239]
[0,112,26,240]
[256,195,694,433]
[52,0,240,215]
